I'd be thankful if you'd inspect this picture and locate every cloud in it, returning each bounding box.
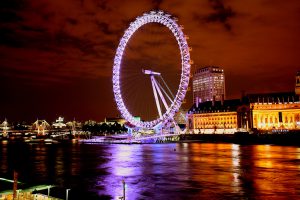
[1,0,299,87]
[0,0,122,85]
[1,0,300,121]
[190,0,236,31]
[205,0,236,31]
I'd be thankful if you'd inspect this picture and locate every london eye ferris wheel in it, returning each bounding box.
[112,10,191,129]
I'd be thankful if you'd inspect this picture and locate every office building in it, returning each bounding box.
[193,66,225,104]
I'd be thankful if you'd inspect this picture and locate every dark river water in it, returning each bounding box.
[1,142,300,199]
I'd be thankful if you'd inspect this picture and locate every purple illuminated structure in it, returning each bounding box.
[112,10,191,129]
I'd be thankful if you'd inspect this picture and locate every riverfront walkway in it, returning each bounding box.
[80,133,182,144]
[0,193,62,200]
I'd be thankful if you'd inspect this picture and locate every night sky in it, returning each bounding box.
[1,0,300,122]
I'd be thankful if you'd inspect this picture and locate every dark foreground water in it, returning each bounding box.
[1,142,300,199]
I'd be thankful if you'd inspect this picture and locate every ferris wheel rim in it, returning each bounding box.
[112,10,191,129]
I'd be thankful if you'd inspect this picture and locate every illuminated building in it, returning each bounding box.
[245,72,300,131]
[0,119,10,137]
[188,94,300,134]
[193,66,225,104]
[249,93,300,131]
[188,93,300,133]
[32,119,50,135]
[52,116,67,129]
[188,71,300,133]
[104,117,126,125]
[187,99,246,134]
[66,120,82,129]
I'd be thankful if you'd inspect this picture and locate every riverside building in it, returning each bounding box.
[249,72,300,131]
[187,71,300,133]
[249,93,300,131]
[193,66,225,104]
[187,99,249,134]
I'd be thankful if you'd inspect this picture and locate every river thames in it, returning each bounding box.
[1,142,300,199]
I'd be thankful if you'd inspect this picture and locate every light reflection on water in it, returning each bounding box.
[0,143,300,199]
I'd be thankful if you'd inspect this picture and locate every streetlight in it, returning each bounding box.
[122,180,126,200]
[47,185,51,198]
[66,189,71,200]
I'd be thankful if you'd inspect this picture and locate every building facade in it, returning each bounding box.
[189,112,238,134]
[249,93,300,131]
[187,100,245,134]
[193,66,225,104]
[187,93,300,134]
